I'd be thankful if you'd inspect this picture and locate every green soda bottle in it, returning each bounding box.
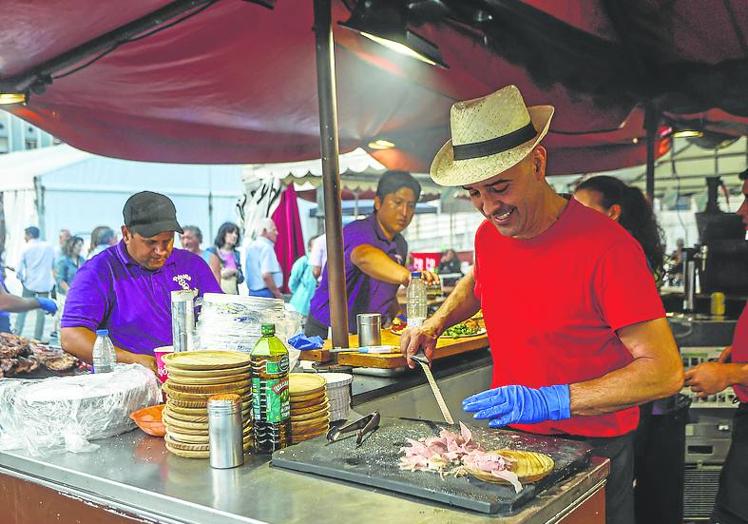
[250,323,291,453]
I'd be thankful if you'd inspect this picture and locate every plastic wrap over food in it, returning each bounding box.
[0,364,160,455]
[196,293,302,368]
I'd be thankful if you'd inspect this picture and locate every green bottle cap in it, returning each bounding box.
[261,323,276,336]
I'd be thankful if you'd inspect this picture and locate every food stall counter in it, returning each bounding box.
[0,430,608,524]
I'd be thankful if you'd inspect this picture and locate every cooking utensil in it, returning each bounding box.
[326,411,380,447]
[412,352,454,425]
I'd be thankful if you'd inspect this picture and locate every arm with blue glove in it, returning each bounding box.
[463,384,571,428]
[0,288,57,314]
[463,318,685,427]
[36,297,58,315]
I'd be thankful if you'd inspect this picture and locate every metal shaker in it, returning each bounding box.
[356,313,382,347]
[208,394,244,469]
[171,290,195,352]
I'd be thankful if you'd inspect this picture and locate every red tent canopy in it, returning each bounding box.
[2,1,748,173]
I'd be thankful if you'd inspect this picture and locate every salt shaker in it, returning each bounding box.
[208,394,244,469]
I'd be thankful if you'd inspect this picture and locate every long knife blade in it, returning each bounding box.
[414,357,454,425]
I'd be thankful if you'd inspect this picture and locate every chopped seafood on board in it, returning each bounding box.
[398,422,523,493]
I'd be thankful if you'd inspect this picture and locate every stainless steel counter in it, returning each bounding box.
[0,354,608,523]
[0,430,608,524]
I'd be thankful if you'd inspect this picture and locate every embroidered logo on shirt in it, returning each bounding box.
[173,274,193,290]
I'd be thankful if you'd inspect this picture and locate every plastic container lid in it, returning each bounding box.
[96,329,109,336]
[411,271,422,277]
[261,323,276,335]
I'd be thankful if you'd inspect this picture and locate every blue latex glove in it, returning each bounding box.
[462,384,571,428]
[288,333,324,351]
[36,297,58,315]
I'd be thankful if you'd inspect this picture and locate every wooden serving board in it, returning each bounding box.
[299,330,489,368]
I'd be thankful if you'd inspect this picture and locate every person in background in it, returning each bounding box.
[51,236,85,340]
[87,226,117,259]
[245,218,283,299]
[15,226,56,341]
[180,225,211,264]
[437,248,463,275]
[289,237,319,317]
[307,170,438,339]
[55,229,71,258]
[574,176,664,278]
[205,222,244,294]
[309,233,327,281]
[0,267,56,333]
[574,176,681,524]
[684,169,748,524]
[61,191,222,372]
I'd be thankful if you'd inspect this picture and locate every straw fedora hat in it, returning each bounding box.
[430,85,554,187]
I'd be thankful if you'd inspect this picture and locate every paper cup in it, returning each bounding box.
[153,346,174,383]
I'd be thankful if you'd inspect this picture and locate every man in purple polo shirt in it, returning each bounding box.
[306,171,437,339]
[61,191,221,371]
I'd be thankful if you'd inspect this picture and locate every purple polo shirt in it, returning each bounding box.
[61,240,222,355]
[309,213,407,333]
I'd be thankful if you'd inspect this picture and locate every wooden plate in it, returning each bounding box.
[166,379,250,394]
[163,351,251,371]
[167,425,252,444]
[166,364,251,379]
[163,411,252,431]
[289,373,327,396]
[163,382,250,401]
[466,449,554,484]
[166,398,251,411]
[164,406,250,424]
[290,390,327,403]
[290,399,329,415]
[290,407,329,422]
[165,439,251,459]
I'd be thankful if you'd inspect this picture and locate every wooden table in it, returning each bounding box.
[300,329,489,368]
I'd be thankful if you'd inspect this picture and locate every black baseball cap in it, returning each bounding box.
[123,191,184,238]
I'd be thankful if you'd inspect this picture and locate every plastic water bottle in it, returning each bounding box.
[92,329,116,374]
[407,272,428,328]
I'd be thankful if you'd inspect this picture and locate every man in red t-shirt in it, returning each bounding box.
[685,169,748,524]
[401,85,683,524]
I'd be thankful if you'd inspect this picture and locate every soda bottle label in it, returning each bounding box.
[251,376,290,423]
[266,354,289,375]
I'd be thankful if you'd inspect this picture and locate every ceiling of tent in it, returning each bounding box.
[1,0,748,178]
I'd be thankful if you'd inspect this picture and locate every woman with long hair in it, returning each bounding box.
[205,222,244,294]
[575,176,680,524]
[575,176,665,276]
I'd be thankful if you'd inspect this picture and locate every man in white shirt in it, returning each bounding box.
[245,218,283,299]
[15,226,56,340]
[309,233,327,281]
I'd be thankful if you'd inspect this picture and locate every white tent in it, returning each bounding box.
[0,144,245,293]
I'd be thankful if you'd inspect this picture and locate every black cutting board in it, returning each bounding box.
[272,417,592,514]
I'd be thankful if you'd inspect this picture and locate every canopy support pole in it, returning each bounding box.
[645,103,658,202]
[313,0,349,348]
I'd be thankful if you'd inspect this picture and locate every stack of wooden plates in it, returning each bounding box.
[161,351,253,458]
[289,373,330,443]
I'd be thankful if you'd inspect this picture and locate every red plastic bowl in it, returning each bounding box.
[129,404,166,437]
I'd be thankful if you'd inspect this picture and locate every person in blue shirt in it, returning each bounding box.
[288,237,319,317]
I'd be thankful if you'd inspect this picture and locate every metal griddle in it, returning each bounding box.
[272,417,591,515]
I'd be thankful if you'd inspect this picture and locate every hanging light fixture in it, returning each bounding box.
[672,128,703,138]
[340,0,448,68]
[368,138,396,149]
[0,92,27,105]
